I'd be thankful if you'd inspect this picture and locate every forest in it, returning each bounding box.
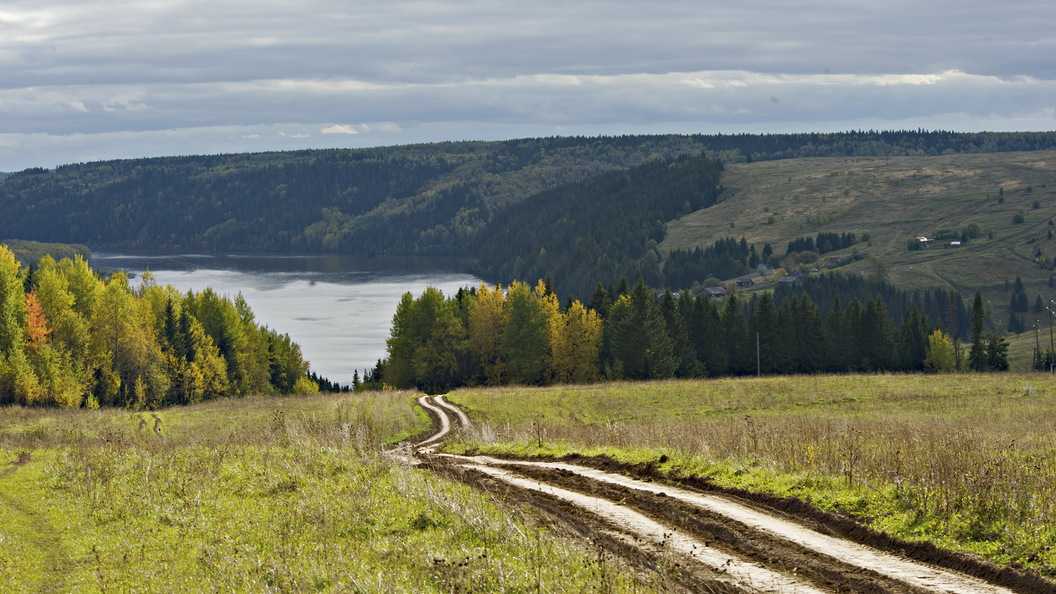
[5,131,1056,298]
[380,274,1012,394]
[0,245,317,408]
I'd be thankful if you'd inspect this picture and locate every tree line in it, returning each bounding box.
[468,153,725,297]
[7,131,1056,299]
[379,276,1009,393]
[0,245,317,408]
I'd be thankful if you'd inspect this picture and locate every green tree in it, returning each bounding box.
[968,291,988,371]
[413,295,467,394]
[500,281,548,385]
[662,290,702,377]
[924,329,957,372]
[985,332,1010,371]
[384,292,420,389]
[858,297,897,370]
[788,295,826,373]
[606,281,675,380]
[896,306,931,371]
[722,294,752,375]
[750,292,779,374]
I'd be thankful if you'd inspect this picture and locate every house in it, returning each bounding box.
[779,270,805,284]
[828,255,841,264]
[736,278,755,288]
[654,291,681,301]
[701,286,726,298]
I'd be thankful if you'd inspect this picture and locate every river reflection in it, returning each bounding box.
[92,252,484,387]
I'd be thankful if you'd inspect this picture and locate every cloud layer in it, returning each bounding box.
[2,0,1054,170]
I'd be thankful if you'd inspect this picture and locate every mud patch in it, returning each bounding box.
[0,451,31,478]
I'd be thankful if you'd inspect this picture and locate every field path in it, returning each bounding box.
[412,395,1051,593]
[0,452,74,592]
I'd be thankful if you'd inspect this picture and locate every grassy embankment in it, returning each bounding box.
[0,392,647,592]
[664,152,1056,368]
[446,373,1056,577]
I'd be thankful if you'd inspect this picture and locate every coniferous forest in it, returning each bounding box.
[0,245,317,408]
[5,131,1056,298]
[380,275,1008,394]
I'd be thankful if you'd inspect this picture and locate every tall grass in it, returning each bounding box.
[0,392,646,592]
[448,373,1056,576]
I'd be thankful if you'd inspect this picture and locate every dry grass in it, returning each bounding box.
[0,392,649,592]
[448,373,1056,575]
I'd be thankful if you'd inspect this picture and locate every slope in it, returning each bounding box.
[664,151,1056,329]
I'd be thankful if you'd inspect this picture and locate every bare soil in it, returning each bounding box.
[411,395,1056,593]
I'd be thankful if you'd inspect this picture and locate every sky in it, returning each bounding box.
[2,0,1055,171]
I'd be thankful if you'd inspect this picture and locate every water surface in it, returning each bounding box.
[92,252,483,386]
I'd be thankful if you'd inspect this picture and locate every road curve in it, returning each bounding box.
[412,395,1044,593]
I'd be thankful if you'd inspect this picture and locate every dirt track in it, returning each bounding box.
[412,395,1056,593]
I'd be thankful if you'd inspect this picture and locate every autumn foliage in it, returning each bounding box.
[0,245,316,408]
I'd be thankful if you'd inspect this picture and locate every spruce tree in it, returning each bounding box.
[968,291,988,370]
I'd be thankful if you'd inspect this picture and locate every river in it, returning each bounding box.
[91,252,484,387]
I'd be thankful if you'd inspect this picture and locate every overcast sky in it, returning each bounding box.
[2,0,1054,171]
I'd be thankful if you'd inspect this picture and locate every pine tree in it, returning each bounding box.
[722,294,752,375]
[749,292,779,374]
[968,291,988,371]
[662,290,702,377]
[606,280,675,379]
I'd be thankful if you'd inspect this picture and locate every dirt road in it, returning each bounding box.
[412,395,1054,593]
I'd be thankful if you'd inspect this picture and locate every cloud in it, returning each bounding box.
[0,0,1054,170]
[322,122,400,135]
[321,124,361,135]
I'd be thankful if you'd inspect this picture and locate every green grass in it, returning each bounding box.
[0,392,648,592]
[446,374,1056,577]
[663,152,1056,366]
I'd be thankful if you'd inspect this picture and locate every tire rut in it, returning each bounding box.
[411,395,1053,594]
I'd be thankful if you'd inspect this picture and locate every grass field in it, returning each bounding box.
[0,393,646,592]
[663,152,1056,367]
[446,373,1056,577]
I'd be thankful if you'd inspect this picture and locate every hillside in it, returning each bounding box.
[4,131,1056,303]
[665,151,1056,332]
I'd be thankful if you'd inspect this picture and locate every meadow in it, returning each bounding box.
[0,392,644,592]
[446,373,1056,577]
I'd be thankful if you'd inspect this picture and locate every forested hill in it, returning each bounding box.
[0,136,711,254]
[469,153,723,296]
[4,131,1056,296]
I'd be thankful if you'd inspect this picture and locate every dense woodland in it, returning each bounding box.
[380,274,1011,393]
[470,153,724,296]
[0,245,316,408]
[5,131,1056,298]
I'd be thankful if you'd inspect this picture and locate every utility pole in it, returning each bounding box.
[756,331,761,377]
[1050,301,1055,373]
[1044,301,1056,373]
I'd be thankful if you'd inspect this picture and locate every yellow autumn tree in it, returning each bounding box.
[467,282,508,385]
[562,299,603,384]
[535,280,565,384]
